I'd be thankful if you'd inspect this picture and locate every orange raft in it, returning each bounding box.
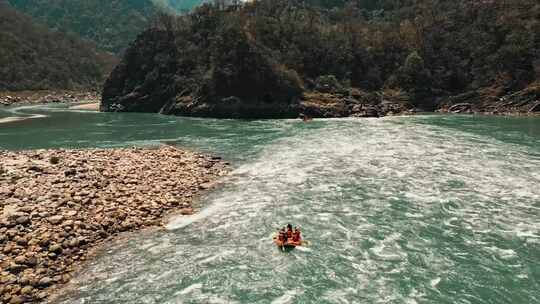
[273,236,305,251]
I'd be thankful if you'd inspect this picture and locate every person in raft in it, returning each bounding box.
[277,228,287,244]
[276,224,302,246]
[286,224,293,239]
[292,227,302,243]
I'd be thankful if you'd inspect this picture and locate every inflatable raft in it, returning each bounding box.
[273,237,305,251]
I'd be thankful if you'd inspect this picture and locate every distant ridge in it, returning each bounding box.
[6,0,204,54]
[0,2,115,91]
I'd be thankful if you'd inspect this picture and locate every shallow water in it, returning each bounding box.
[1,105,539,303]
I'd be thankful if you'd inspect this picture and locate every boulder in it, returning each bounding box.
[48,215,63,225]
[15,216,30,226]
[20,286,33,295]
[64,169,77,177]
[37,277,52,287]
[27,166,43,173]
[9,295,25,304]
[7,262,26,273]
[13,255,26,264]
[179,208,194,215]
[448,103,472,113]
[48,244,62,254]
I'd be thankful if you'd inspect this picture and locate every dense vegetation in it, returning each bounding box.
[102,0,539,117]
[7,0,206,54]
[0,2,115,91]
[7,0,160,53]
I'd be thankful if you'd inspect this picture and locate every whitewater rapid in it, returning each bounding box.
[42,116,540,304]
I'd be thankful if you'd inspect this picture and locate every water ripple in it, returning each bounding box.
[47,116,540,304]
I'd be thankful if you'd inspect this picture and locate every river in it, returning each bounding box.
[1,104,539,303]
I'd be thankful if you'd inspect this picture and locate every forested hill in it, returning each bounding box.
[6,0,205,54]
[101,0,539,118]
[0,2,115,91]
[7,0,158,54]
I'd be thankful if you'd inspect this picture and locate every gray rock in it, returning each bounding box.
[64,169,77,177]
[48,215,64,225]
[37,276,52,287]
[15,216,30,225]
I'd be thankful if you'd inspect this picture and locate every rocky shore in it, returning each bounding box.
[299,89,412,118]
[0,147,229,303]
[0,91,99,107]
[436,83,540,116]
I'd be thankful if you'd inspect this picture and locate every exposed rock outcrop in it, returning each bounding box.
[438,83,540,115]
[101,29,178,113]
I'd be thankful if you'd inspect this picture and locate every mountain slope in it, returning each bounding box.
[7,0,160,53]
[7,0,207,54]
[0,2,115,91]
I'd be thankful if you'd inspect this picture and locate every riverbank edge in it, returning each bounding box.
[0,146,230,303]
[2,88,537,119]
[99,82,540,119]
[0,91,100,108]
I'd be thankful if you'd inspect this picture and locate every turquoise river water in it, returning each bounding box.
[1,104,539,304]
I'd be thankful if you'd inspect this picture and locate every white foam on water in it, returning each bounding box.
[146,238,172,254]
[0,104,48,124]
[294,246,312,252]
[430,277,441,288]
[486,246,518,260]
[271,289,302,304]
[54,116,540,304]
[177,283,203,295]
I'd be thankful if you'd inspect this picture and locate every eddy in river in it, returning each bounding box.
[274,224,303,249]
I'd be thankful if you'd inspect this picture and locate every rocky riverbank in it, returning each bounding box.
[436,83,540,116]
[0,147,229,303]
[0,91,99,107]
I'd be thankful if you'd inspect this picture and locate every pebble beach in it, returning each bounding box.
[0,146,229,303]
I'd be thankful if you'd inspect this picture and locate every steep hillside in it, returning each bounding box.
[7,0,207,54]
[0,2,115,91]
[7,0,160,53]
[101,0,539,118]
